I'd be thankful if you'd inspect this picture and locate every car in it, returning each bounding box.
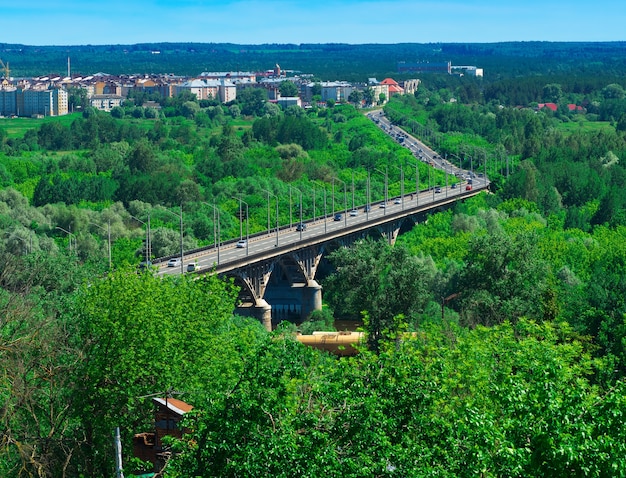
[334,213,343,221]
[363,205,371,212]
[379,203,386,208]
[435,186,442,193]
[236,239,247,248]
[394,198,401,204]
[295,222,307,231]
[349,209,358,216]
[187,262,199,272]
[451,183,457,189]
[466,185,472,191]
[137,260,153,271]
[167,258,181,268]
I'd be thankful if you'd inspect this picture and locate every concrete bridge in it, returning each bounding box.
[156,180,488,330]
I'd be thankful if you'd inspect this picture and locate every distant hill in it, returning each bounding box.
[2,41,626,80]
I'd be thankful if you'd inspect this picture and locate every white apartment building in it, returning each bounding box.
[90,94,124,112]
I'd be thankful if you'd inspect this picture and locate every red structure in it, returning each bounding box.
[133,397,194,473]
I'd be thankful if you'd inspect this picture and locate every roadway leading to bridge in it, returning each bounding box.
[155,110,489,277]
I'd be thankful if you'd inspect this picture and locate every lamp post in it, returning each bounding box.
[262,188,279,247]
[163,206,184,274]
[366,171,371,219]
[374,167,388,215]
[55,226,76,254]
[312,185,316,222]
[406,160,420,206]
[232,196,250,256]
[390,164,404,209]
[291,186,303,240]
[90,220,112,270]
[131,213,151,264]
[313,181,328,234]
[351,171,356,211]
[333,177,347,227]
[203,202,221,264]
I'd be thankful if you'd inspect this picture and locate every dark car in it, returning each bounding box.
[334,213,342,221]
[296,223,307,231]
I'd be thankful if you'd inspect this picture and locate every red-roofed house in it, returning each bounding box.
[537,103,558,112]
[568,104,585,113]
[381,78,404,96]
[133,397,194,473]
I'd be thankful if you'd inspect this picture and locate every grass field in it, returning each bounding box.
[554,118,614,134]
[0,113,82,139]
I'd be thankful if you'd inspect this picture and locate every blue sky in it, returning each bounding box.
[2,0,625,46]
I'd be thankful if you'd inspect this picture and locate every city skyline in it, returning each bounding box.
[2,0,625,46]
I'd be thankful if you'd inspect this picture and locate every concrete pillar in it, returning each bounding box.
[254,298,272,331]
[302,279,322,318]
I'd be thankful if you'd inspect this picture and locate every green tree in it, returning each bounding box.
[325,238,437,351]
[348,89,364,107]
[279,80,299,97]
[67,268,240,476]
[456,229,549,326]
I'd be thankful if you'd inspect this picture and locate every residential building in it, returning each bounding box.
[380,78,403,96]
[174,78,237,102]
[0,86,68,117]
[90,94,124,111]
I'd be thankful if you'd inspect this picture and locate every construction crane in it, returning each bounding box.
[0,58,10,80]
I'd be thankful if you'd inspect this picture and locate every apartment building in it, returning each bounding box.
[174,79,237,103]
[0,87,68,117]
[90,94,124,111]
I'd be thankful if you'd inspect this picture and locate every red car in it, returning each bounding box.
[465,185,472,191]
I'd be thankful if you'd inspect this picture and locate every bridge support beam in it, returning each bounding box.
[381,222,402,246]
[253,298,272,331]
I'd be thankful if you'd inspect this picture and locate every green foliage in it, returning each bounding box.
[67,267,241,475]
[325,238,437,350]
[165,319,626,477]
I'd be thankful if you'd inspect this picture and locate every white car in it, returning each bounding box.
[349,209,358,216]
[236,239,247,248]
[167,257,181,267]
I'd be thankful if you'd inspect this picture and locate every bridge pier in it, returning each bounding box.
[302,279,323,319]
[253,298,272,332]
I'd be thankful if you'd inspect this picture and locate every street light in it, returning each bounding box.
[374,167,388,215]
[351,171,356,211]
[232,196,249,256]
[90,220,112,270]
[291,186,304,240]
[203,202,221,265]
[261,188,279,247]
[163,205,184,274]
[390,164,404,210]
[366,171,371,219]
[313,180,328,234]
[55,226,76,253]
[333,177,347,226]
[405,159,420,206]
[130,213,151,264]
